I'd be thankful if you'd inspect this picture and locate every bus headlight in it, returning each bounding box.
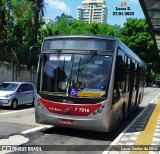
[38,99,44,109]
[97,108,103,113]
[93,111,97,115]
[93,106,104,115]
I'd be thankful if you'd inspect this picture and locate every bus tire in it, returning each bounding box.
[11,99,18,109]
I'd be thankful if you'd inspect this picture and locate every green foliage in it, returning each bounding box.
[0,0,45,65]
[121,18,157,60]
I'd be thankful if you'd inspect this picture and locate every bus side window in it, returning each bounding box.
[127,58,130,91]
[113,54,125,102]
[124,56,128,92]
[117,56,125,82]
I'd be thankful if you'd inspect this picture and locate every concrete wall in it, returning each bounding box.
[0,61,37,85]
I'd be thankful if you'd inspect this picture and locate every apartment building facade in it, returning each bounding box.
[77,0,107,23]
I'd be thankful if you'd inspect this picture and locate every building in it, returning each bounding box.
[42,17,54,25]
[77,0,107,23]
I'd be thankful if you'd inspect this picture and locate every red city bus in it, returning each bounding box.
[28,35,146,132]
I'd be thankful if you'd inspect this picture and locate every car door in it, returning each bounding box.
[25,84,35,104]
[17,84,28,105]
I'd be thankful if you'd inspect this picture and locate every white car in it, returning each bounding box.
[0,82,36,109]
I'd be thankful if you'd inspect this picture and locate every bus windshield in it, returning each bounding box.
[39,51,112,98]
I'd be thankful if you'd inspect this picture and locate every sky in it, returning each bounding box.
[43,0,145,27]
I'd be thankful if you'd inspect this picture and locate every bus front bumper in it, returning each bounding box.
[35,105,110,132]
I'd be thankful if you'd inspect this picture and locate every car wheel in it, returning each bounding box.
[11,100,18,109]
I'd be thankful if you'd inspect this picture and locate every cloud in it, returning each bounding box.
[45,0,70,13]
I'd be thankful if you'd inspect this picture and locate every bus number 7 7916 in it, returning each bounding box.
[75,107,90,113]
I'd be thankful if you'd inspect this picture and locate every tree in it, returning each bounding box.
[29,0,45,43]
[55,13,73,23]
[0,0,8,57]
[121,18,159,83]
[68,20,91,34]
[0,0,42,65]
[121,18,157,61]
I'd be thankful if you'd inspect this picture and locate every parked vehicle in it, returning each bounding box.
[0,82,36,109]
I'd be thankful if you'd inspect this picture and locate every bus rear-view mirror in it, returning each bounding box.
[27,45,40,69]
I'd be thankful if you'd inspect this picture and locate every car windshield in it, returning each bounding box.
[39,52,112,98]
[0,83,19,91]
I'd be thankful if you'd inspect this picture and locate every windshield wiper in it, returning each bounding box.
[78,51,97,71]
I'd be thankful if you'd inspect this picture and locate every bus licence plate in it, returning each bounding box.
[60,119,74,125]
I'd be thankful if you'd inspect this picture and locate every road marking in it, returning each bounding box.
[0,108,52,134]
[129,100,160,154]
[102,92,160,154]
[0,135,29,145]
[0,135,29,154]
[0,108,34,116]
[21,125,52,134]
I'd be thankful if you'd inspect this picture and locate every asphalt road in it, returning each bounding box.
[0,87,160,154]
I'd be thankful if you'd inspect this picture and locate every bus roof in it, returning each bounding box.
[44,34,117,41]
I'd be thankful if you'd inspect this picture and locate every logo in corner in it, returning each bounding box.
[121,2,127,6]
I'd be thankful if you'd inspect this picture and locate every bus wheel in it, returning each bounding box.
[11,100,18,109]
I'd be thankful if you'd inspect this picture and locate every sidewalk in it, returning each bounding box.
[104,95,160,154]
